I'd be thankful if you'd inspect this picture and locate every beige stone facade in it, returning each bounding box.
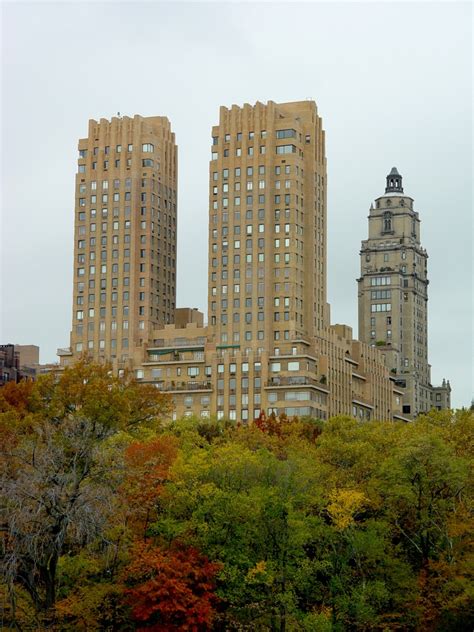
[60,115,177,368]
[358,169,451,417]
[58,103,427,422]
[131,102,405,423]
[135,312,405,422]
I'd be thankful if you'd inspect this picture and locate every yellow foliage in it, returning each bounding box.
[327,489,367,530]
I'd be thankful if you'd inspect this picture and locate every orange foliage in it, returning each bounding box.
[0,379,34,415]
[122,436,179,537]
[122,542,221,631]
[254,410,291,436]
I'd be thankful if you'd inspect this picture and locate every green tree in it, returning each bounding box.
[0,360,171,625]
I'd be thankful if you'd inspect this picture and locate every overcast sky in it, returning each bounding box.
[1,2,472,407]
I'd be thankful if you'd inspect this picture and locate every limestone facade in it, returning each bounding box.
[61,115,177,367]
[131,102,406,422]
[357,169,451,417]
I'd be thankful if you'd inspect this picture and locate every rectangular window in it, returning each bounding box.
[276,145,296,154]
[276,129,297,139]
[370,303,392,312]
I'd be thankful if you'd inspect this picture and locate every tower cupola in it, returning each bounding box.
[385,167,403,193]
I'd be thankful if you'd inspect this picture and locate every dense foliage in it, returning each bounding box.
[0,363,472,630]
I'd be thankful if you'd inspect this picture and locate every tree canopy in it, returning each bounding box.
[1,363,472,631]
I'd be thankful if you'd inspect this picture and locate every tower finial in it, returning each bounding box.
[385,167,403,193]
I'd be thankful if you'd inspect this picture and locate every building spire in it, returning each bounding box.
[385,167,403,193]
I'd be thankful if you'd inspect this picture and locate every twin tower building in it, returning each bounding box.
[59,100,451,421]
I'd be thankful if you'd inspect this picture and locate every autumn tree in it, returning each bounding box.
[0,360,171,625]
[122,435,179,539]
[122,541,221,630]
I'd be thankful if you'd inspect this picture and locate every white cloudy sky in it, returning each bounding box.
[1,1,472,407]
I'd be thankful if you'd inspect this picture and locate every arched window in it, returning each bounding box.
[383,212,392,232]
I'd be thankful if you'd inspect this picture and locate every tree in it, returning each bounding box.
[0,360,171,625]
[122,542,221,630]
[122,435,178,539]
[154,439,324,631]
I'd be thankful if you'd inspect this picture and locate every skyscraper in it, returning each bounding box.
[208,101,329,349]
[358,168,451,416]
[60,115,177,367]
[131,101,403,423]
[61,101,401,422]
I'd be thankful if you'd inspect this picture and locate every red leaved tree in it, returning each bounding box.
[122,542,221,631]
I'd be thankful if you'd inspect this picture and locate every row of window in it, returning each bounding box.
[77,209,175,227]
[77,219,154,234]
[213,223,291,237]
[79,191,159,205]
[371,289,391,299]
[76,288,150,303]
[213,180,294,194]
[370,276,391,286]
[212,211,293,228]
[370,303,392,312]
[77,179,176,200]
[213,165,298,179]
[76,339,130,352]
[79,158,156,172]
[79,143,154,158]
[270,361,301,372]
[211,144,298,160]
[267,390,324,403]
[212,129,310,144]
[213,130,297,144]
[213,194,293,208]
[211,210,296,226]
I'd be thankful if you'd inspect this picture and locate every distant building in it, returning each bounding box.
[0,345,21,384]
[358,168,451,417]
[0,344,41,384]
[15,344,39,368]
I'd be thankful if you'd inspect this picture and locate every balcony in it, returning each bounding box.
[351,395,374,409]
[159,380,212,392]
[265,376,329,391]
[150,337,206,349]
[145,351,205,364]
[57,347,72,356]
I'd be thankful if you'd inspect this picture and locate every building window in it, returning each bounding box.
[276,144,296,154]
[383,212,392,232]
[276,129,296,139]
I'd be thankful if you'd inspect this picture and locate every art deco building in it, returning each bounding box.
[60,115,177,366]
[208,100,329,347]
[134,102,405,423]
[357,168,451,417]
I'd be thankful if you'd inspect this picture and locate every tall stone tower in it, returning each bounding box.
[208,100,330,352]
[60,115,178,368]
[357,168,451,417]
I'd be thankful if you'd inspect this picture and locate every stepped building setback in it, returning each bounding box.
[59,101,450,421]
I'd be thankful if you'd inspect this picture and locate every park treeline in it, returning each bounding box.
[0,362,472,631]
